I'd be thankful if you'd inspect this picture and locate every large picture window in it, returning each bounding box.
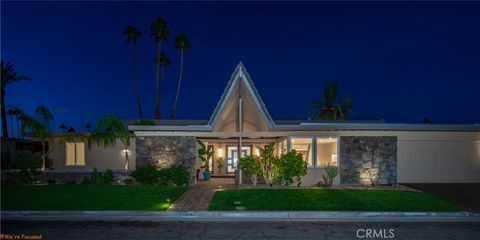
[316,137,338,166]
[66,142,85,166]
[291,137,313,167]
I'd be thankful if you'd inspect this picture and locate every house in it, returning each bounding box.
[48,62,480,185]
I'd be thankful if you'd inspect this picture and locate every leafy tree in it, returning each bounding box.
[1,60,31,137]
[89,114,133,170]
[310,81,353,120]
[275,150,307,186]
[197,140,213,172]
[123,26,144,119]
[238,155,262,186]
[150,17,169,119]
[171,33,191,119]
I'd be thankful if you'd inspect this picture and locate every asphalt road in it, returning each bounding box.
[1,220,480,240]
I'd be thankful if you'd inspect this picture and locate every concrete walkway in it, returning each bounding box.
[168,178,236,211]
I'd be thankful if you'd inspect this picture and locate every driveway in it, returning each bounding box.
[2,220,480,240]
[404,183,480,213]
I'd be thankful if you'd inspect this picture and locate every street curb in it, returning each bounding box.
[2,211,480,222]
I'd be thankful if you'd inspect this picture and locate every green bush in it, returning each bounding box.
[13,153,41,169]
[130,165,159,185]
[239,155,262,186]
[275,150,307,186]
[16,168,39,184]
[158,166,189,186]
[85,168,114,184]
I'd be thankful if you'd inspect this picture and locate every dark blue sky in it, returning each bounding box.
[2,1,480,131]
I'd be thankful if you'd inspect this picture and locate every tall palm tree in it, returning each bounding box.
[150,17,169,119]
[1,60,31,137]
[123,26,144,119]
[171,33,191,119]
[9,106,24,138]
[157,53,171,111]
[59,124,68,132]
[89,114,133,171]
[85,123,92,132]
[310,81,353,120]
[6,106,15,138]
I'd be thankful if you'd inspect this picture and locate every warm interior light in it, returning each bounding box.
[218,147,223,158]
[255,147,260,156]
[331,154,337,164]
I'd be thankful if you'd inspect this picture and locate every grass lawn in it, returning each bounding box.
[1,185,187,211]
[209,188,459,211]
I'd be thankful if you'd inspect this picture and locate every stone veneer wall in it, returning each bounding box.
[136,136,197,184]
[339,136,397,185]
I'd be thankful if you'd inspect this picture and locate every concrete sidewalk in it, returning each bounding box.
[2,211,480,222]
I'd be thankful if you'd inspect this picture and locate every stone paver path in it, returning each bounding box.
[169,178,235,211]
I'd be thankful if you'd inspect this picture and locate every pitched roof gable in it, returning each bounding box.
[208,62,275,130]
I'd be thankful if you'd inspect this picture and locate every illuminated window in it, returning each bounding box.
[66,142,85,166]
[316,137,338,166]
[291,137,313,167]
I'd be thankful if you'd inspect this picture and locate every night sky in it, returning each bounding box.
[2,1,480,132]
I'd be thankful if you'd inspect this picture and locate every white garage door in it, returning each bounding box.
[398,140,480,183]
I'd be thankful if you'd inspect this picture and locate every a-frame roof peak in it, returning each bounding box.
[208,62,275,130]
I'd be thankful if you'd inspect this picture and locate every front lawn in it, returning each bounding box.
[1,185,187,211]
[209,188,459,211]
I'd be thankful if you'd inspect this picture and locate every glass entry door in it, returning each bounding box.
[226,146,251,173]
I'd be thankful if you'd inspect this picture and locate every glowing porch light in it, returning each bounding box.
[122,149,130,154]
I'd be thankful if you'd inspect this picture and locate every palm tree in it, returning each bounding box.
[89,114,133,171]
[21,105,54,171]
[158,53,171,111]
[59,124,68,132]
[9,106,24,138]
[1,60,31,137]
[6,107,15,138]
[123,26,144,119]
[85,123,92,132]
[171,33,191,119]
[150,17,169,119]
[310,81,353,120]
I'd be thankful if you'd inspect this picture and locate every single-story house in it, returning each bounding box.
[48,62,480,185]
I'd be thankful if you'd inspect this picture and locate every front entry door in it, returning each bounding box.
[226,146,251,173]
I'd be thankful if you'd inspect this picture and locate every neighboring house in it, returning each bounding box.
[49,62,480,185]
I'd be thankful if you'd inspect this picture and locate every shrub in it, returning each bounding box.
[123,178,135,185]
[158,166,189,186]
[87,168,115,184]
[239,155,262,186]
[275,150,307,186]
[13,153,41,170]
[258,142,278,186]
[46,178,56,184]
[130,165,159,185]
[316,163,340,187]
[16,168,39,184]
